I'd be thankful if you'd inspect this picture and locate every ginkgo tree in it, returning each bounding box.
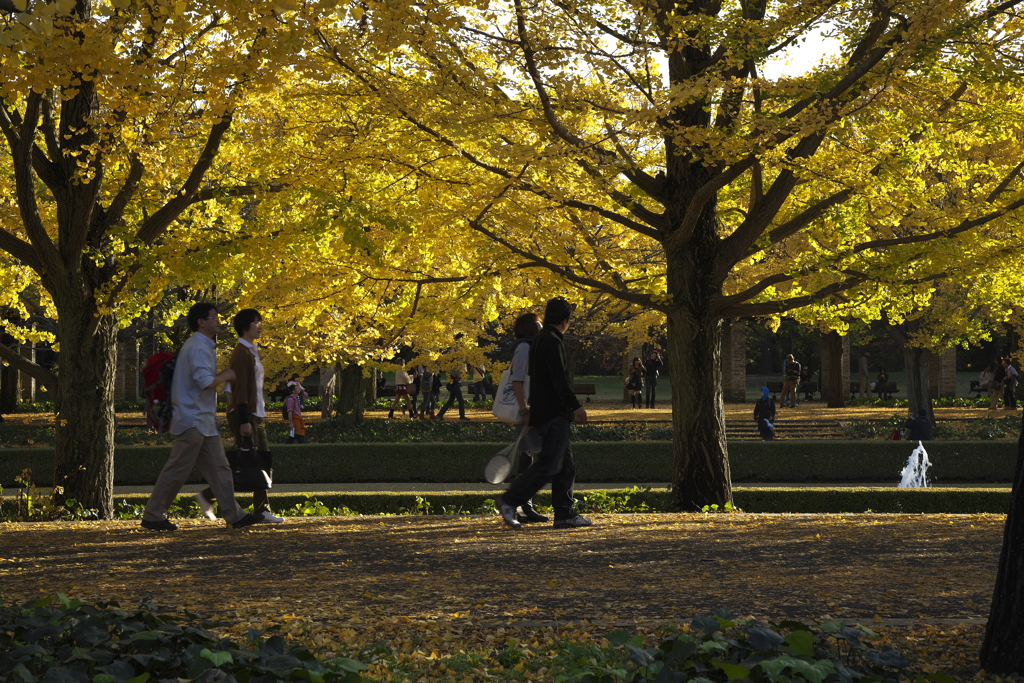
[0,0,321,517]
[302,0,1024,510]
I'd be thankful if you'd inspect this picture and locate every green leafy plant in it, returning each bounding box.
[583,608,945,683]
[701,501,741,514]
[0,594,366,683]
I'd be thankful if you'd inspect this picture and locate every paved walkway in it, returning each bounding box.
[112,481,1008,495]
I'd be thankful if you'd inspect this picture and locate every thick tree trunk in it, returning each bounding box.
[320,364,338,420]
[981,420,1024,671]
[902,346,933,422]
[666,246,731,511]
[889,324,933,422]
[758,329,774,375]
[564,335,581,385]
[822,331,845,408]
[364,368,378,404]
[621,343,641,402]
[0,339,18,414]
[334,363,365,425]
[51,308,117,519]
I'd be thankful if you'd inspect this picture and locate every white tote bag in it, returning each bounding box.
[492,368,529,423]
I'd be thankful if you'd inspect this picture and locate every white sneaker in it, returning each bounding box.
[260,511,284,523]
[196,492,216,520]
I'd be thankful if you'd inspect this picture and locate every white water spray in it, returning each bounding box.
[898,441,932,488]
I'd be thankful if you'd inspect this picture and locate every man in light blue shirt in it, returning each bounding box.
[141,303,264,531]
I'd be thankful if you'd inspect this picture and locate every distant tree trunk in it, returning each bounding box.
[980,420,1024,671]
[320,364,338,420]
[758,329,774,375]
[621,343,641,402]
[364,368,378,404]
[0,336,18,413]
[889,324,934,423]
[564,335,582,385]
[822,331,845,408]
[334,364,365,425]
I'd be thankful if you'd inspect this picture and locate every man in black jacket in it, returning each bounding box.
[644,350,663,408]
[496,298,591,529]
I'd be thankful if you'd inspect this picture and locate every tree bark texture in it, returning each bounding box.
[902,346,934,423]
[889,324,934,422]
[51,306,117,518]
[0,356,18,413]
[980,420,1024,671]
[667,247,732,511]
[334,363,365,425]
[320,364,338,420]
[622,343,642,402]
[822,331,845,408]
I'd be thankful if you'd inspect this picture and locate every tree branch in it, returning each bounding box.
[853,194,1024,254]
[467,217,665,311]
[0,343,56,390]
[135,112,234,245]
[717,274,867,318]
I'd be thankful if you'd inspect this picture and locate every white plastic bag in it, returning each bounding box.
[492,367,528,423]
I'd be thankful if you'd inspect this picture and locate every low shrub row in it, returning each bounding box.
[2,440,1016,488]
[0,594,366,683]
[106,486,1013,515]
[1,596,926,683]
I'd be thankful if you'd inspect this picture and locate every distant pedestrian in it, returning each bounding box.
[875,367,890,400]
[753,387,776,440]
[1002,357,1018,410]
[417,366,436,418]
[496,297,591,530]
[409,365,423,415]
[197,308,283,524]
[435,367,468,421]
[781,354,800,408]
[858,351,871,398]
[471,364,488,402]
[387,360,414,419]
[285,383,306,443]
[991,358,1007,410]
[625,357,644,409]
[645,350,663,408]
[287,373,307,407]
[140,303,264,531]
[800,365,815,401]
[978,365,992,394]
[904,409,933,441]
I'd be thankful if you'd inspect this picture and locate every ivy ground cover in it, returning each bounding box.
[0,513,1004,681]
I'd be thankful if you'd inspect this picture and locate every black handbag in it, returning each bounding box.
[226,440,273,492]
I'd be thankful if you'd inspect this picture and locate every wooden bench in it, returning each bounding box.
[849,381,898,399]
[572,383,597,403]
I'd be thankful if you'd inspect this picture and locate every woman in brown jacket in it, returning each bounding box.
[196,308,283,523]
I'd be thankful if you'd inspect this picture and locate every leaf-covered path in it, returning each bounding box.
[0,513,1003,679]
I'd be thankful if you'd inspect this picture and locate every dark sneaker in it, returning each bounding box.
[141,519,178,531]
[495,496,521,529]
[231,513,264,529]
[459,417,471,421]
[553,514,593,529]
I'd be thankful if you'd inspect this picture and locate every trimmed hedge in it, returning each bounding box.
[111,486,1013,514]
[0,440,1017,487]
